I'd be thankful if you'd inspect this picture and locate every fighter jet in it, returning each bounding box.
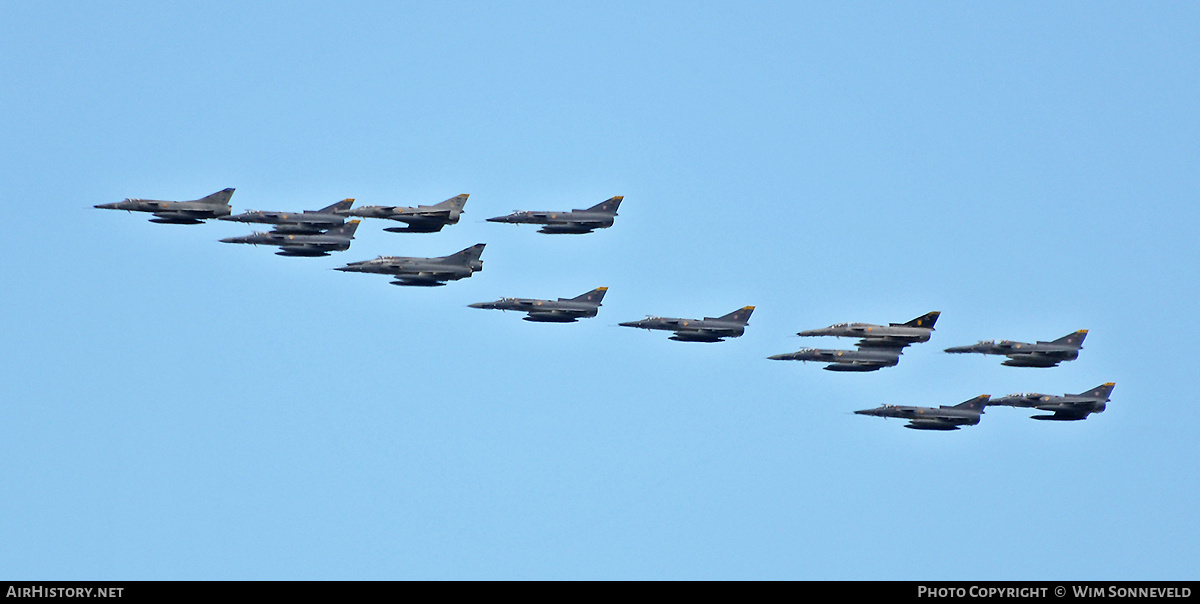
[944,330,1088,367]
[487,196,622,234]
[337,194,469,233]
[768,344,907,372]
[335,243,485,286]
[855,395,990,431]
[619,306,754,342]
[796,312,940,346]
[469,287,608,322]
[989,382,1114,421]
[218,198,354,234]
[219,221,360,256]
[769,312,940,371]
[94,188,234,224]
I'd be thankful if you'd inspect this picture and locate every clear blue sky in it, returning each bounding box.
[2,2,1197,579]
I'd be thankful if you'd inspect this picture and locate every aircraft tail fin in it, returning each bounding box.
[953,395,991,411]
[566,287,608,304]
[436,194,470,211]
[318,198,355,214]
[328,220,360,237]
[894,311,940,328]
[1050,330,1088,348]
[1077,382,1116,400]
[715,306,755,324]
[585,196,623,214]
[198,188,235,206]
[448,243,487,263]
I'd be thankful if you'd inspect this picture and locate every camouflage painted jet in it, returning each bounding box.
[220,221,360,256]
[944,330,1088,367]
[796,311,940,345]
[94,188,234,224]
[337,194,469,233]
[769,312,940,371]
[855,395,990,431]
[218,198,354,234]
[469,287,607,322]
[768,344,907,372]
[487,196,622,234]
[619,306,754,342]
[335,243,485,286]
[988,382,1114,421]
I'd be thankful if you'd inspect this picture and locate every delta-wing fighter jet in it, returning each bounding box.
[769,345,906,371]
[220,221,360,256]
[335,243,485,286]
[945,330,1088,367]
[769,312,940,371]
[95,188,234,224]
[989,382,1114,421]
[487,196,622,234]
[469,287,607,322]
[219,199,354,234]
[855,395,990,431]
[337,194,468,233]
[620,306,754,342]
[796,312,940,345]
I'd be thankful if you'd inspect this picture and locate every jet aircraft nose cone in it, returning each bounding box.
[94,203,117,209]
[468,302,487,309]
[219,237,238,243]
[767,354,790,361]
[618,321,640,327]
